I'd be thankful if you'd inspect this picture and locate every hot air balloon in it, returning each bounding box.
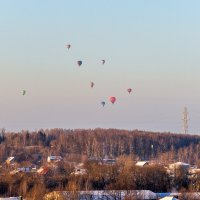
[101,59,105,65]
[22,90,26,96]
[77,60,82,67]
[65,44,71,49]
[101,101,106,107]
[127,88,132,94]
[90,82,94,88]
[109,97,116,104]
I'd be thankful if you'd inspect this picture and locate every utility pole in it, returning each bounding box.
[182,107,189,134]
[103,139,108,159]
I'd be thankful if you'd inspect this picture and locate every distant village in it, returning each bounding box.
[0,129,200,199]
[1,154,200,199]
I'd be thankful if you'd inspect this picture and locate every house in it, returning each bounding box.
[160,197,178,200]
[88,157,101,162]
[189,167,200,175]
[124,190,157,200]
[6,157,15,165]
[37,166,49,175]
[101,158,116,165]
[0,197,22,200]
[17,167,32,173]
[156,193,180,199]
[44,190,157,200]
[10,166,34,174]
[47,156,62,163]
[169,162,190,170]
[136,161,149,167]
[72,163,87,176]
[10,169,19,175]
[73,167,87,176]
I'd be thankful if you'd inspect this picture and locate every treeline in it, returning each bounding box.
[0,128,200,164]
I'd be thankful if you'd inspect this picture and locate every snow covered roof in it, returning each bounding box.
[156,193,180,198]
[175,162,189,166]
[46,190,157,200]
[136,161,149,167]
[37,166,49,175]
[0,198,20,200]
[48,156,62,160]
[47,156,62,162]
[76,163,84,168]
[169,162,190,170]
[130,190,157,199]
[6,157,15,162]
[160,197,178,200]
[102,158,116,165]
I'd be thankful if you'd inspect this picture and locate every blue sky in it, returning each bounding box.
[0,1,200,133]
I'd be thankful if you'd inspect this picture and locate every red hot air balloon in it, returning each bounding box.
[109,96,116,104]
[127,88,132,94]
[90,82,94,88]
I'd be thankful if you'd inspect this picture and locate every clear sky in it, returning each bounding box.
[0,1,200,133]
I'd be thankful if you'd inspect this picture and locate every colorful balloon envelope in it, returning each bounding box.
[101,59,105,65]
[66,44,71,49]
[127,88,132,94]
[109,96,116,104]
[101,101,106,107]
[77,60,82,67]
[90,82,94,88]
[22,90,26,96]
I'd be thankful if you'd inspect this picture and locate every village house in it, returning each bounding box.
[160,197,178,200]
[71,163,87,176]
[169,162,190,170]
[0,197,22,200]
[189,167,200,175]
[44,190,157,200]
[136,161,149,167]
[37,166,49,175]
[47,156,62,163]
[6,157,15,165]
[101,157,116,165]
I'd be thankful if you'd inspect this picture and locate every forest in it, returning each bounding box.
[0,128,199,164]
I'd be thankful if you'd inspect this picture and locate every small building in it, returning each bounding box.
[101,158,116,165]
[72,163,87,176]
[10,169,19,175]
[169,162,190,170]
[37,166,49,175]
[160,197,178,200]
[189,167,200,175]
[156,193,180,199]
[74,167,87,176]
[136,161,149,167]
[0,197,22,200]
[47,156,62,163]
[126,190,157,200]
[6,157,15,165]
[17,167,32,173]
[44,190,157,200]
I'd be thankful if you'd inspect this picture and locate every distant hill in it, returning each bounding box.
[0,128,200,165]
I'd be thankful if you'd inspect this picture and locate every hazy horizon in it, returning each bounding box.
[1,1,200,133]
